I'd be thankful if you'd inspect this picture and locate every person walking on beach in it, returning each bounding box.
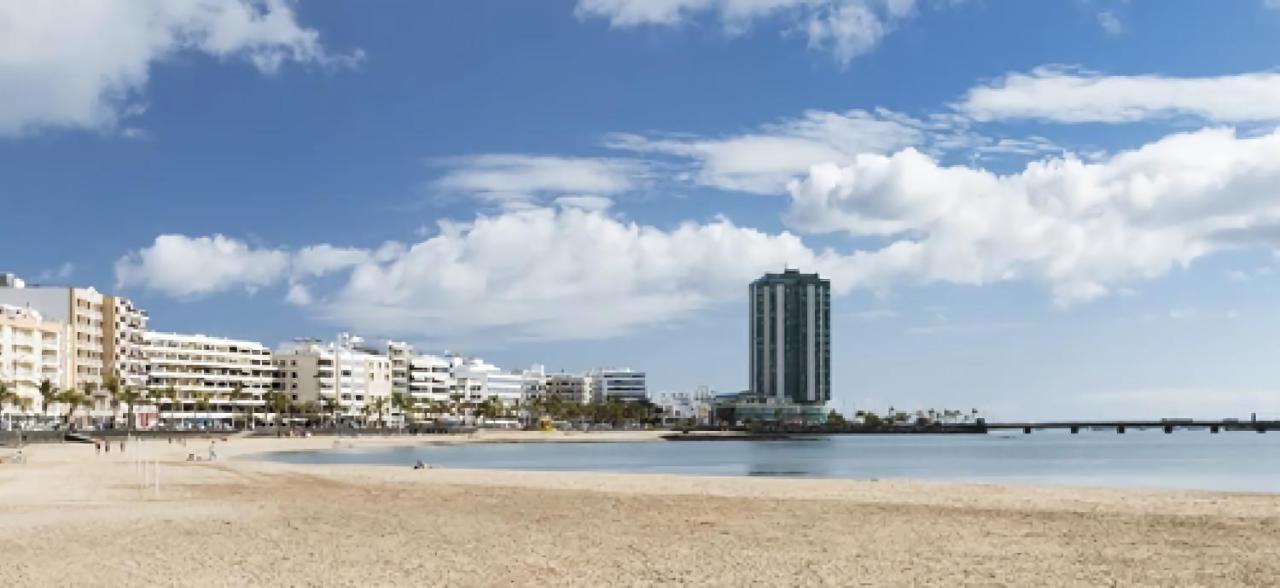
[208,441,217,462]
[95,441,101,456]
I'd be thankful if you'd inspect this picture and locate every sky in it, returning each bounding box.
[4,0,1280,419]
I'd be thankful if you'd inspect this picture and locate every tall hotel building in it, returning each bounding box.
[748,269,830,405]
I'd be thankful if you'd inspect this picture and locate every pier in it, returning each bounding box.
[984,419,1278,434]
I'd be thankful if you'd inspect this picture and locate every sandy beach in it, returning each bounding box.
[3,432,1280,586]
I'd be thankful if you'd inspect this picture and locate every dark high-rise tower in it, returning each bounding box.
[749,269,830,405]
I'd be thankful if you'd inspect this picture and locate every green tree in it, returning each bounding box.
[372,397,387,428]
[194,393,212,429]
[38,379,56,420]
[116,387,143,433]
[390,392,413,431]
[56,388,86,428]
[862,412,883,427]
[0,381,18,428]
[264,391,289,432]
[229,384,247,430]
[827,410,846,427]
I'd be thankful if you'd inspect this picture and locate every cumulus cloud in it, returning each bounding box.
[115,234,290,297]
[118,209,851,343]
[432,154,648,206]
[958,67,1280,124]
[320,207,848,342]
[0,0,360,136]
[574,0,919,66]
[785,127,1280,305]
[118,125,1280,342]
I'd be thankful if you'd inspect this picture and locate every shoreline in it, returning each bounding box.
[5,431,1280,585]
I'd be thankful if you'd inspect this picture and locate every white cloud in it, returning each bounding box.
[319,207,848,342]
[554,195,615,211]
[607,109,924,194]
[574,0,919,66]
[785,127,1280,306]
[115,234,290,297]
[958,67,1280,124]
[1097,11,1122,35]
[606,108,1061,195]
[432,154,647,205]
[33,262,75,283]
[118,209,856,343]
[0,0,359,136]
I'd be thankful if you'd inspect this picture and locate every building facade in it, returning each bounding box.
[387,341,415,399]
[0,305,69,416]
[103,295,149,390]
[545,372,593,404]
[0,280,106,391]
[274,337,393,423]
[749,269,830,405]
[589,368,647,403]
[408,353,452,405]
[145,331,276,427]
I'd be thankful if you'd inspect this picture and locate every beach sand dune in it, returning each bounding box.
[3,434,1279,586]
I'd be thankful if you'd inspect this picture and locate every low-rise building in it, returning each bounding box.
[274,335,392,424]
[545,372,593,404]
[145,331,276,428]
[408,353,451,406]
[590,368,647,403]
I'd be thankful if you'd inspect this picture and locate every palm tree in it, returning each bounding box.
[229,384,246,430]
[321,396,339,428]
[195,393,212,430]
[56,388,85,428]
[116,387,143,433]
[299,400,317,426]
[265,391,289,432]
[390,392,412,431]
[372,397,388,428]
[0,381,18,429]
[38,379,56,422]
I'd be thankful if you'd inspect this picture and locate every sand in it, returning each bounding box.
[3,431,1280,586]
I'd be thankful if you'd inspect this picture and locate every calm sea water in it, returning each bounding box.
[263,431,1280,492]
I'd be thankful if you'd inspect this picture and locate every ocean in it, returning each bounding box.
[262,431,1280,492]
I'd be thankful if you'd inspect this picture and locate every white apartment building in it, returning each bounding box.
[451,357,525,407]
[145,332,276,428]
[274,336,392,423]
[408,353,452,405]
[0,277,106,391]
[0,305,69,417]
[652,386,713,423]
[104,295,149,389]
[387,341,415,398]
[545,372,593,404]
[590,368,647,403]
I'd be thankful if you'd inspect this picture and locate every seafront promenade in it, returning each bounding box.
[3,431,1280,586]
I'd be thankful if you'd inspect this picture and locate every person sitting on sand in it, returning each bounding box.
[413,460,426,470]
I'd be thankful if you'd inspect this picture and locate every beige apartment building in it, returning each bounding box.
[0,304,70,417]
[103,295,149,390]
[0,275,106,392]
[274,336,393,424]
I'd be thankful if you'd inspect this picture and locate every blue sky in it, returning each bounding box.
[5,0,1280,419]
